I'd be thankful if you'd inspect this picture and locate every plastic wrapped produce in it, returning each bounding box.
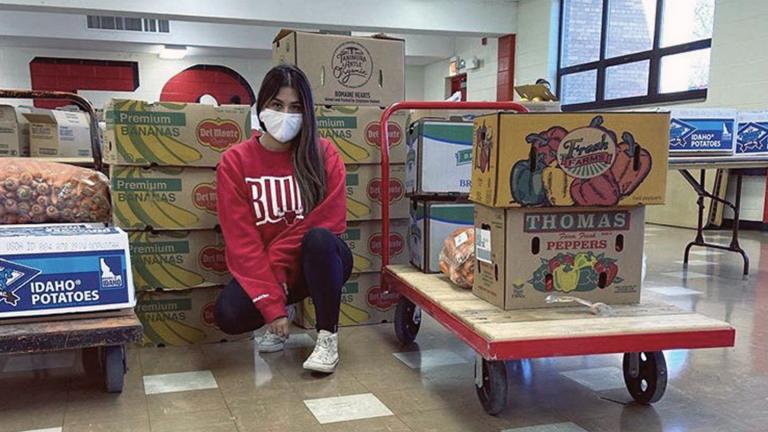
[0,158,110,224]
[438,227,475,289]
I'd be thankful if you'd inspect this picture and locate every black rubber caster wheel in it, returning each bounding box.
[103,345,126,393]
[82,347,102,375]
[394,297,421,345]
[475,357,508,415]
[623,351,667,404]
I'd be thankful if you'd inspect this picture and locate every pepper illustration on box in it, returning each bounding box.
[529,252,622,293]
[474,122,493,173]
[508,116,653,207]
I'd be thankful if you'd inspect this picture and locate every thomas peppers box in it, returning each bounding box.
[470,112,669,208]
[473,205,644,310]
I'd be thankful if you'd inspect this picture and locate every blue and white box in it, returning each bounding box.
[406,119,474,195]
[409,200,474,273]
[736,112,768,156]
[669,109,737,155]
[0,224,135,319]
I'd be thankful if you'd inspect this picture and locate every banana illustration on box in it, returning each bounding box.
[301,300,371,326]
[352,253,373,272]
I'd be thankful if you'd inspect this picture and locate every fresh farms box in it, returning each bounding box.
[346,164,408,221]
[23,109,92,158]
[406,119,474,195]
[135,287,247,346]
[470,112,669,208]
[343,219,409,273]
[409,200,474,273]
[316,106,407,164]
[0,224,135,319]
[110,166,218,230]
[0,105,30,157]
[473,205,644,310]
[128,230,228,291]
[736,112,768,156]
[104,99,251,167]
[669,109,736,155]
[296,272,397,328]
[273,30,405,107]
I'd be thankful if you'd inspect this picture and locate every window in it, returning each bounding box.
[557,0,714,110]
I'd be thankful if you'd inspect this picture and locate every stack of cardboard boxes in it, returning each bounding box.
[104,98,251,345]
[273,30,409,326]
[469,112,670,309]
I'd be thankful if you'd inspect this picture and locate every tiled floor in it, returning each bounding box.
[2,224,768,432]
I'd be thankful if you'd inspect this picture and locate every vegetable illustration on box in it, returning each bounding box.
[529,252,623,293]
[474,122,493,173]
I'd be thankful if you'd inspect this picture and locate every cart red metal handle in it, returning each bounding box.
[377,101,528,287]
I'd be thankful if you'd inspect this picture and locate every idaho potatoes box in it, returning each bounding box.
[736,112,768,156]
[23,109,92,158]
[316,106,407,164]
[0,105,30,157]
[669,109,736,155]
[135,287,247,346]
[406,119,474,195]
[128,230,228,291]
[273,30,405,107]
[296,272,397,328]
[470,112,669,208]
[0,224,135,319]
[104,99,251,167]
[409,200,474,273]
[110,166,218,230]
[346,164,408,221]
[473,205,644,310]
[343,219,409,273]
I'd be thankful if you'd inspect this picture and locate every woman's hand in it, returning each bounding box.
[268,317,290,338]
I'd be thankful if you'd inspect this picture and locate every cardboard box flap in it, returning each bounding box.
[274,28,298,43]
[22,112,57,124]
[370,32,405,42]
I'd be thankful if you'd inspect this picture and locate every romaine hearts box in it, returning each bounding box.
[470,112,669,208]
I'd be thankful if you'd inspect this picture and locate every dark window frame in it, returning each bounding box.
[557,0,712,111]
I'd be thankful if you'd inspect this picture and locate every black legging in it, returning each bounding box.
[215,227,353,334]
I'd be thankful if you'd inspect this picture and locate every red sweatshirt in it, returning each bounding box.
[216,134,347,323]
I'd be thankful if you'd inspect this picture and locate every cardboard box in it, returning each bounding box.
[343,219,409,273]
[0,224,135,319]
[409,200,474,273]
[295,272,396,328]
[0,105,30,157]
[406,119,474,195]
[110,166,218,230]
[346,164,408,221]
[23,109,92,158]
[470,112,669,208]
[518,101,561,113]
[135,287,248,346]
[736,112,768,156]
[669,109,736,155]
[316,105,407,164]
[104,99,251,167]
[128,230,228,291]
[473,205,644,310]
[273,30,405,107]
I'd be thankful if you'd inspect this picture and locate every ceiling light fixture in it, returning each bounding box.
[159,45,187,59]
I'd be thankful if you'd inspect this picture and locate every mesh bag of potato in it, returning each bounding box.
[438,227,475,289]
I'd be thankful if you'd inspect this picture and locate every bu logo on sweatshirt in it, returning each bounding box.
[246,175,305,226]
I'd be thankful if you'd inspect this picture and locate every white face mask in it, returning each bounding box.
[259,109,303,143]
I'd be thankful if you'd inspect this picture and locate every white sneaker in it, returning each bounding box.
[256,329,288,353]
[303,330,339,373]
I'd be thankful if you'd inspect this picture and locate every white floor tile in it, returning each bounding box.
[660,271,710,279]
[644,226,665,232]
[674,260,711,266]
[3,352,76,373]
[19,428,62,432]
[285,333,316,349]
[647,286,703,297]
[502,423,589,432]
[392,349,469,370]
[304,393,393,424]
[560,366,625,392]
[143,370,218,395]
[689,250,724,256]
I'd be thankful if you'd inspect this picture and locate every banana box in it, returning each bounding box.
[128,230,228,291]
[473,205,644,310]
[136,287,248,346]
[110,166,218,230]
[470,112,669,208]
[343,219,409,273]
[346,164,408,221]
[316,106,407,164]
[104,99,251,167]
[0,224,135,319]
[295,272,396,328]
[0,105,30,157]
[406,119,474,195]
[409,200,474,273]
[736,112,768,156]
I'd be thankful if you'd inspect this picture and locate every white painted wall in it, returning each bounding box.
[423,59,450,100]
[514,0,560,92]
[405,65,425,101]
[421,37,499,101]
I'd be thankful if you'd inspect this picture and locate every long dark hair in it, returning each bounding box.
[256,64,325,213]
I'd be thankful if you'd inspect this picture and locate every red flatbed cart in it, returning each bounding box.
[377,101,736,415]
